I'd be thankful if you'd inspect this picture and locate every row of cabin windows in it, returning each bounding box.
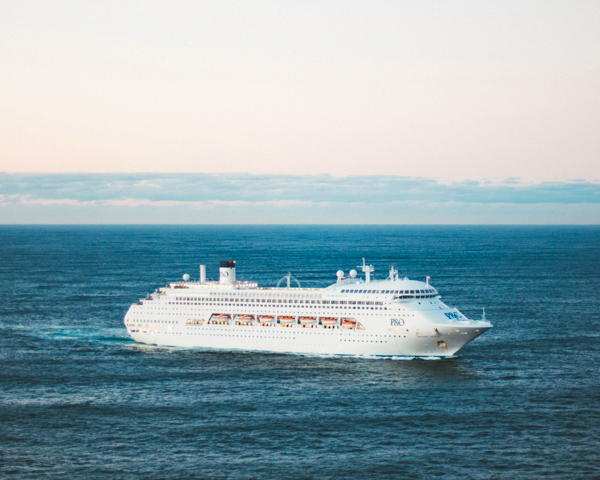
[171,297,384,306]
[172,298,319,303]
[341,288,436,295]
[173,293,320,299]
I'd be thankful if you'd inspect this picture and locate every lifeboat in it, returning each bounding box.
[321,317,338,325]
[299,317,317,325]
[279,316,295,326]
[341,318,357,329]
[259,315,274,321]
[236,315,255,321]
[187,318,205,325]
[211,313,231,325]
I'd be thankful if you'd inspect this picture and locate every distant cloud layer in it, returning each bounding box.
[1,173,599,224]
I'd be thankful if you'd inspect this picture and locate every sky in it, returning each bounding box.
[1,1,599,223]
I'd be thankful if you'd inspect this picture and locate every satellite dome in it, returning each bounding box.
[336,270,344,279]
[183,274,190,282]
[349,269,357,278]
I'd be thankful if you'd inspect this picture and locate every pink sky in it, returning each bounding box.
[1,1,599,182]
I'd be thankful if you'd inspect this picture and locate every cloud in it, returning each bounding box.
[0,173,599,224]
[132,180,161,188]
[1,173,599,206]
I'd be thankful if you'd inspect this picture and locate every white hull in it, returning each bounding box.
[128,323,488,357]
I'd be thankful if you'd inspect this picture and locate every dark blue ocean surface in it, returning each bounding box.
[1,226,599,479]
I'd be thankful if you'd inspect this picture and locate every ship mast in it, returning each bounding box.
[358,258,375,283]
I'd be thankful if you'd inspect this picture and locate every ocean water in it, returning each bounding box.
[1,225,599,479]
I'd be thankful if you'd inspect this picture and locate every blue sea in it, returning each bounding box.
[1,226,599,479]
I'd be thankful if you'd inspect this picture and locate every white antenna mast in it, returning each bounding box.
[389,266,398,281]
[358,258,375,283]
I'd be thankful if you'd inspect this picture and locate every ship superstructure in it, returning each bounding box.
[124,260,492,357]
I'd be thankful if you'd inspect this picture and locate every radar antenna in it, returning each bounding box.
[277,272,301,289]
[358,258,375,283]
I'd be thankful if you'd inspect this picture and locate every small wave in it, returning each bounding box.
[15,324,133,346]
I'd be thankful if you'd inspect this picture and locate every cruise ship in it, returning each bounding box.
[124,260,492,357]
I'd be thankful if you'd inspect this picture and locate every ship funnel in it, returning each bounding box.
[219,260,236,285]
[200,265,206,283]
